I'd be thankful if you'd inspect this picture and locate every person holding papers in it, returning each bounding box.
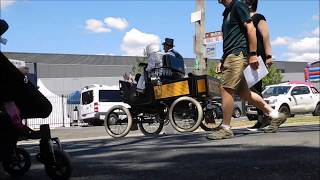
[207,0,286,140]
[243,0,275,131]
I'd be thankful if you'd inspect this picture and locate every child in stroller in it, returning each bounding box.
[0,19,71,179]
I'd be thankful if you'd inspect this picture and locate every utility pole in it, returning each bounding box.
[194,0,206,75]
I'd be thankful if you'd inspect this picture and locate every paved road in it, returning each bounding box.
[1,125,319,180]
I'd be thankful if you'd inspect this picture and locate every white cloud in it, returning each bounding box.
[104,17,128,30]
[312,14,320,21]
[85,19,111,33]
[284,52,319,62]
[121,28,160,56]
[0,0,15,9]
[271,36,293,46]
[288,37,319,54]
[312,27,319,36]
[279,37,320,62]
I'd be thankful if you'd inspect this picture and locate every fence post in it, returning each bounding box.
[62,94,65,127]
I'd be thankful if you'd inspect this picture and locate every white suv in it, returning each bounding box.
[246,82,320,119]
[80,84,130,126]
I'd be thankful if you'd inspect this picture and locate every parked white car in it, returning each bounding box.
[80,84,130,125]
[246,81,320,119]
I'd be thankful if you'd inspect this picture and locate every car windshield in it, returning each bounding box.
[263,86,291,96]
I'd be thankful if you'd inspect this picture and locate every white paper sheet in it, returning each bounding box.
[244,57,269,88]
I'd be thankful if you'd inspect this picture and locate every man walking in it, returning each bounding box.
[207,0,286,140]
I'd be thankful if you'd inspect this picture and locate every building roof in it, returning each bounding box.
[3,51,199,66]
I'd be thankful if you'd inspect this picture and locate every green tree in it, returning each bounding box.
[262,64,283,87]
[207,60,218,78]
[131,56,147,75]
[207,60,223,81]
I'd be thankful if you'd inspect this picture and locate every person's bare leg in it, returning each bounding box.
[238,86,287,133]
[207,86,235,140]
[221,86,235,126]
[238,87,273,114]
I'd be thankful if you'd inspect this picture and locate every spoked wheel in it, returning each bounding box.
[45,150,72,180]
[169,96,203,132]
[200,109,222,131]
[104,105,132,138]
[2,147,31,176]
[138,114,164,136]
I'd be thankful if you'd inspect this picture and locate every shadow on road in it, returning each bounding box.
[1,125,319,180]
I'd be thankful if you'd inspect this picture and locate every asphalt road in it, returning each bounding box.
[0,125,319,180]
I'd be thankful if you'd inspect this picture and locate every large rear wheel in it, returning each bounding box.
[169,96,203,132]
[104,105,132,138]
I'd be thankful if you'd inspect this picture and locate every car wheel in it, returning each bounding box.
[312,103,320,116]
[279,105,290,117]
[246,114,257,121]
[212,110,217,119]
[233,108,241,118]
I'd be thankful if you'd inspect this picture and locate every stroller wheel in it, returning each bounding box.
[2,147,31,176]
[45,150,72,180]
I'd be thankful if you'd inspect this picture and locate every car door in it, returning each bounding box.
[80,90,94,118]
[290,86,311,113]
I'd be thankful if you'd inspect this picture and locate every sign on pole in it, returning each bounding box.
[191,10,202,23]
[204,31,223,44]
[204,43,216,59]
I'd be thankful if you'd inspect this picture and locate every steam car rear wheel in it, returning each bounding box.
[169,96,203,132]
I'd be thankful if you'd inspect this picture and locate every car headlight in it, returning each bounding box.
[269,99,277,104]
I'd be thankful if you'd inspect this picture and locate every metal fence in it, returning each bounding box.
[25,95,82,129]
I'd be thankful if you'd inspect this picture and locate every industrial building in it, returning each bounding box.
[2,52,310,128]
[4,52,308,95]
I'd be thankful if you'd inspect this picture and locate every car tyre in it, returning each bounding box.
[312,103,320,116]
[233,108,241,118]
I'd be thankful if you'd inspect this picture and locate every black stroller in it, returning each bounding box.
[0,19,72,179]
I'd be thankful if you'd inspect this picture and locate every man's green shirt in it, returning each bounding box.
[222,0,251,60]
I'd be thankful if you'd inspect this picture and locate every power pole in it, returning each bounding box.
[194,0,206,75]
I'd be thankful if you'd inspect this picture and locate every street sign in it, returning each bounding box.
[204,43,216,58]
[191,10,202,23]
[204,31,223,44]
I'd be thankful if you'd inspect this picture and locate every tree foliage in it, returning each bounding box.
[207,60,222,80]
[131,56,147,75]
[131,49,147,75]
[262,64,283,87]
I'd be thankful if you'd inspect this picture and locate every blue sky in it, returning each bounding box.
[0,0,319,62]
